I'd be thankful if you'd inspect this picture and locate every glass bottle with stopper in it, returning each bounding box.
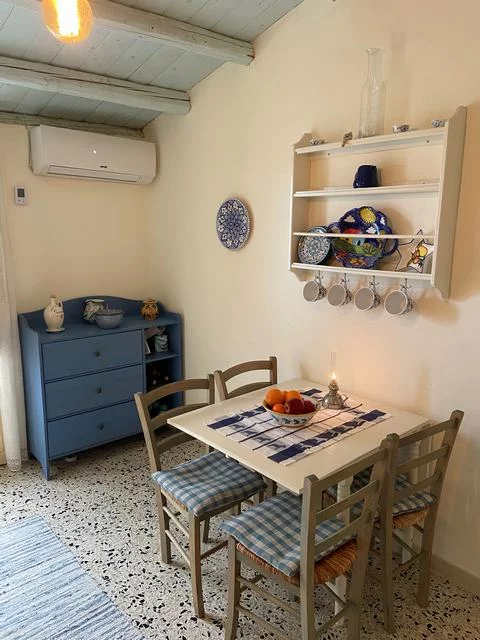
[358,48,386,138]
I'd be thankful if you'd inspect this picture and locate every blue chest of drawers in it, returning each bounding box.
[19,296,182,479]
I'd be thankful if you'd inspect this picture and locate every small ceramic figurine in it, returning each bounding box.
[341,131,353,147]
[141,298,159,321]
[392,123,410,133]
[44,295,64,332]
[83,298,105,323]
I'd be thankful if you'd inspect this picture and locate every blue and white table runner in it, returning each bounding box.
[207,389,391,466]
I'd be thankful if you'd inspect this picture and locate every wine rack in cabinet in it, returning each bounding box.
[289,106,467,299]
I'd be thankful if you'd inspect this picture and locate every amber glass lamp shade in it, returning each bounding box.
[42,0,93,44]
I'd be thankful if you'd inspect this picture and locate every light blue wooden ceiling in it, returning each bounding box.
[0,0,303,128]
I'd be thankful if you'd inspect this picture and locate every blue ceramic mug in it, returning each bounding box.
[353,165,378,188]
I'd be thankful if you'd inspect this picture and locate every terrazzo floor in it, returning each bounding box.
[1,435,479,640]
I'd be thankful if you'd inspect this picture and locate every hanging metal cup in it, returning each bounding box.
[354,277,381,311]
[327,275,352,307]
[384,280,414,316]
[303,273,326,302]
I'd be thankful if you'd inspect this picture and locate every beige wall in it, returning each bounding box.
[0,124,151,312]
[145,0,480,580]
[0,420,5,465]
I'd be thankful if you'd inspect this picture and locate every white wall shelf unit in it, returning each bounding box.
[293,233,436,240]
[291,263,431,281]
[289,106,467,299]
[294,184,440,198]
[295,128,446,156]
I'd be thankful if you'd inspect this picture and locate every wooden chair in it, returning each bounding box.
[134,377,265,618]
[221,435,397,640]
[214,356,278,401]
[214,356,278,497]
[325,411,464,633]
[373,410,464,633]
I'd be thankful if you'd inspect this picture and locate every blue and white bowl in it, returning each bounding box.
[263,396,319,427]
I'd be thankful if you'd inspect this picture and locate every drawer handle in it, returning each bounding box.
[97,423,105,431]
[96,387,103,394]
[95,351,101,358]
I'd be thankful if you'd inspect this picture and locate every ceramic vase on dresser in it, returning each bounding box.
[141,298,159,320]
[43,295,64,332]
[83,298,105,323]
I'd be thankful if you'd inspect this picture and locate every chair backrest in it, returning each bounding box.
[134,376,215,474]
[300,434,398,596]
[214,356,278,401]
[382,410,464,520]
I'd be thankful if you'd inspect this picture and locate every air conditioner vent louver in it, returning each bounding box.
[47,165,140,183]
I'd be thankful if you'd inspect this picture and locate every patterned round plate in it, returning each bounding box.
[297,226,331,264]
[216,199,250,250]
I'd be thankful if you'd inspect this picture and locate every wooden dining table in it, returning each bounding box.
[167,377,430,605]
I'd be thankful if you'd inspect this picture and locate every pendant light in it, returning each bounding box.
[42,0,94,44]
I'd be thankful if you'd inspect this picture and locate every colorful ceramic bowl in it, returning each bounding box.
[329,206,398,269]
[262,396,319,427]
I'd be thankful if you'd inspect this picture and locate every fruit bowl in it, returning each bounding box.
[263,396,319,427]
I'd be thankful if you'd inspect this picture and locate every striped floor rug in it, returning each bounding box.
[0,517,145,640]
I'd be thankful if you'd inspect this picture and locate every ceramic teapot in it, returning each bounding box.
[43,295,64,332]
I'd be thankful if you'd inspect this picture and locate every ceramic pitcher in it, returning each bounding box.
[43,295,64,332]
[83,298,105,323]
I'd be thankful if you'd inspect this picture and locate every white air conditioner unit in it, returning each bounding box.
[29,126,156,185]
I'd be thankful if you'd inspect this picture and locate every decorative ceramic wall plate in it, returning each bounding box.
[394,230,435,274]
[297,226,331,264]
[216,198,250,250]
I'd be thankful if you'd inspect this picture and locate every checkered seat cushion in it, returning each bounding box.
[152,451,265,517]
[327,468,436,519]
[219,491,352,577]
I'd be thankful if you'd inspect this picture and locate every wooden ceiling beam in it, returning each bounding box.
[0,56,190,114]
[0,110,144,138]
[13,0,255,65]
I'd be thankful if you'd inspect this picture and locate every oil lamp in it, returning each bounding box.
[322,352,346,410]
[322,372,346,410]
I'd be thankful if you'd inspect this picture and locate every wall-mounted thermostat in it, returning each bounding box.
[14,186,27,205]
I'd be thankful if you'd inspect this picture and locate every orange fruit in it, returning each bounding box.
[285,390,302,402]
[265,388,286,407]
[272,403,286,413]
